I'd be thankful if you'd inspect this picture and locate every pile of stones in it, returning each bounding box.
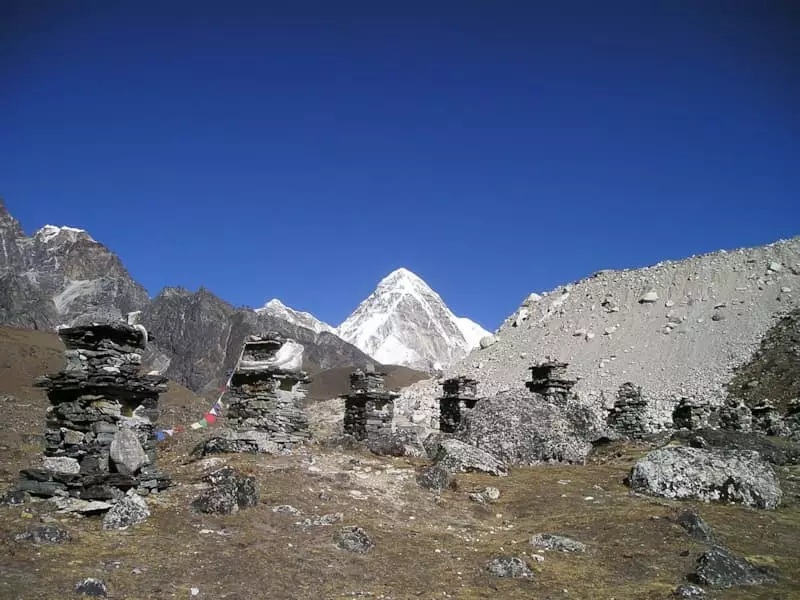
[343,368,399,442]
[439,376,480,433]
[15,321,170,501]
[525,361,577,404]
[199,334,310,454]
[607,382,650,438]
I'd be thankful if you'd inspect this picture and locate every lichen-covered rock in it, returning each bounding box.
[367,429,427,458]
[469,486,500,504]
[102,490,150,530]
[693,546,778,588]
[673,584,706,598]
[629,446,782,509]
[674,428,800,466]
[433,439,507,476]
[191,467,258,515]
[486,556,533,578]
[14,524,71,544]
[461,391,602,465]
[75,578,108,597]
[530,533,587,553]
[416,463,452,493]
[334,526,373,553]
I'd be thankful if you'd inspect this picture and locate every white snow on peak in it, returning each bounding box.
[336,267,491,371]
[256,297,335,335]
[34,224,94,244]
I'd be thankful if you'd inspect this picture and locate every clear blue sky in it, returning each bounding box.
[2,1,798,331]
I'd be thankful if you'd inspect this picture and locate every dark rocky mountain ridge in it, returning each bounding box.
[0,199,400,396]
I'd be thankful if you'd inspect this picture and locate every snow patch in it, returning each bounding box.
[35,225,93,244]
[455,316,491,348]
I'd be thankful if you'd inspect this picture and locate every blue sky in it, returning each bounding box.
[2,1,798,330]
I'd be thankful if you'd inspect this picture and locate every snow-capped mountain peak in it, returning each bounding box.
[256,297,335,335]
[34,225,94,244]
[336,267,490,371]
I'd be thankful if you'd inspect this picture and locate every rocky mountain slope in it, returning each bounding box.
[0,200,149,329]
[0,200,400,395]
[398,236,800,427]
[256,298,336,335]
[337,268,490,371]
[140,287,383,395]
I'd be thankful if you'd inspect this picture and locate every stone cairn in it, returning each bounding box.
[439,376,480,433]
[750,400,787,436]
[607,382,649,438]
[16,321,170,501]
[525,360,577,404]
[200,333,310,455]
[672,396,712,431]
[344,368,399,442]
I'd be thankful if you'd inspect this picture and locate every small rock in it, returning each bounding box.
[1,490,29,505]
[585,332,595,341]
[190,588,200,596]
[75,578,107,597]
[711,312,725,322]
[486,556,533,578]
[769,261,783,272]
[640,290,659,303]
[192,467,258,515]
[573,328,587,337]
[665,300,675,308]
[694,545,778,588]
[334,526,374,553]
[102,490,150,530]
[530,533,586,552]
[15,524,71,544]
[469,487,501,504]
[673,583,706,598]
[272,505,301,515]
[781,286,792,293]
[676,510,714,543]
[604,326,617,335]
[479,335,497,349]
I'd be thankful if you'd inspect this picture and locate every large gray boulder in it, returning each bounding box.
[433,439,507,476]
[102,490,150,530]
[461,391,604,465]
[629,446,782,509]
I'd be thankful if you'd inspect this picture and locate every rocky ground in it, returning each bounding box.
[398,236,800,429]
[2,326,800,599]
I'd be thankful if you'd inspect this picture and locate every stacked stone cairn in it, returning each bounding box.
[525,360,577,404]
[16,321,170,502]
[344,368,399,442]
[439,376,480,433]
[200,333,310,455]
[607,382,650,438]
[672,396,713,431]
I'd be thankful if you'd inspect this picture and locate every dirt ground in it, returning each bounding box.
[1,326,799,599]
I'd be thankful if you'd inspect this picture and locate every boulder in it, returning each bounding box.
[191,467,258,515]
[102,490,150,530]
[674,429,800,466]
[486,556,533,578]
[693,546,778,588]
[367,429,427,458]
[629,446,782,509]
[334,526,373,553]
[416,463,452,493]
[675,510,714,543]
[530,533,586,553]
[479,335,497,349]
[433,439,507,476]
[469,486,500,504]
[461,391,602,466]
[109,428,148,476]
